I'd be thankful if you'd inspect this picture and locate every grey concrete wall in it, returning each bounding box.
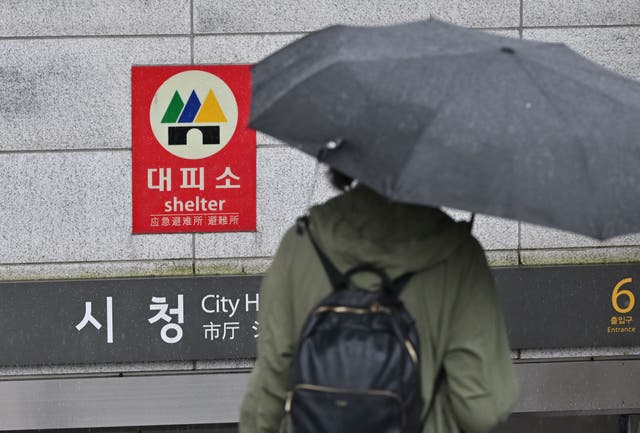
[1,0,639,375]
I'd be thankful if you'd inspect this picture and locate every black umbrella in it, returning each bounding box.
[250,19,640,239]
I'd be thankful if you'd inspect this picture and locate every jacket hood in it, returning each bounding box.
[308,185,473,283]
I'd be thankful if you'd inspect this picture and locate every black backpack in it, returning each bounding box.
[283,217,439,433]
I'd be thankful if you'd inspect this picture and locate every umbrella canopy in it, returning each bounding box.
[250,19,640,239]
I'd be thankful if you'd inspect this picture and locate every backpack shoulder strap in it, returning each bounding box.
[388,272,414,297]
[296,216,346,290]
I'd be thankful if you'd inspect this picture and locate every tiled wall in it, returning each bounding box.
[1,0,639,373]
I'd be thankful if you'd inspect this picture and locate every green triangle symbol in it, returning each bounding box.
[161,91,185,123]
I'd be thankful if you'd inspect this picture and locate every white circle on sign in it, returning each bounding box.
[149,70,238,160]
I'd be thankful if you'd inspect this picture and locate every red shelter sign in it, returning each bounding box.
[131,65,256,234]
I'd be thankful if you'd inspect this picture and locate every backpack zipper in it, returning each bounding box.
[404,340,418,365]
[285,391,293,413]
[285,383,406,430]
[314,302,391,315]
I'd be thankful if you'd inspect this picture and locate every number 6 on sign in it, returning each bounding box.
[612,278,635,314]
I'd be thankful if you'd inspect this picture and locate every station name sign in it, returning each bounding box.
[0,264,638,366]
[0,276,261,366]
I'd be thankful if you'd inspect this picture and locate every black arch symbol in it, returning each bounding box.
[168,126,220,145]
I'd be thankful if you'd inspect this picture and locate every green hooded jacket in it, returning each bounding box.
[239,186,518,433]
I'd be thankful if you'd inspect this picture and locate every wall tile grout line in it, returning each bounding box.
[0,24,639,43]
[190,0,195,272]
[518,223,523,265]
[0,143,288,156]
[180,23,640,36]
[190,0,195,65]
[0,27,530,42]
[0,259,194,269]
[522,23,640,30]
[192,28,520,36]
[519,0,524,38]
[0,148,133,155]
[0,33,191,41]
[0,22,640,42]
[0,257,274,268]
[192,234,197,275]
[518,245,640,252]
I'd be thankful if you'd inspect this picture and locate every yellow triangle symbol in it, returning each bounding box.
[195,89,227,123]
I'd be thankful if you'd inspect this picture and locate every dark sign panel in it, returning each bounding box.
[0,276,260,366]
[496,264,638,349]
[0,264,638,366]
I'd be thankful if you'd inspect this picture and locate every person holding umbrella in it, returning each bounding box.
[239,169,518,433]
[241,16,640,433]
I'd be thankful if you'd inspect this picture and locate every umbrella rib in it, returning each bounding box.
[251,63,337,128]
[389,57,473,203]
[524,53,640,112]
[513,55,588,140]
[252,48,523,128]
[251,25,362,123]
[390,48,525,206]
[512,54,602,234]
